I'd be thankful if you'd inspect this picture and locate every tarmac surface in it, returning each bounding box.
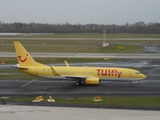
[1,105,160,120]
[1,52,160,59]
[0,78,160,98]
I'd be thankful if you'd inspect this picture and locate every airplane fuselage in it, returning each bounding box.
[18,66,145,81]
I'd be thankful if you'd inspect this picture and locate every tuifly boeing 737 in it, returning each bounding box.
[14,41,146,86]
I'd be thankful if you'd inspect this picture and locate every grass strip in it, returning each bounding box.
[2,96,160,107]
[1,43,143,53]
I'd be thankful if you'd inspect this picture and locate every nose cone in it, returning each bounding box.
[141,74,146,79]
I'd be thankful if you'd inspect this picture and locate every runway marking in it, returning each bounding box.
[20,80,34,88]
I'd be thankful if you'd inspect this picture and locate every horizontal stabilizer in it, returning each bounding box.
[10,64,28,70]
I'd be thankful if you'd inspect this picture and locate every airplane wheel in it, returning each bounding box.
[130,83,134,86]
[75,81,81,86]
[75,82,79,86]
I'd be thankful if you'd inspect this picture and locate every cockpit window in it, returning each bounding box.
[135,72,140,74]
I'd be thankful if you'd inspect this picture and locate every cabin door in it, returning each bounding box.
[35,69,39,75]
[128,71,132,78]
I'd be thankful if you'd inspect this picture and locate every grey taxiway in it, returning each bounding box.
[1,52,160,59]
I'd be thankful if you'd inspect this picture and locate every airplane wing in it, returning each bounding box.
[61,75,88,80]
[50,66,87,78]
[50,66,94,80]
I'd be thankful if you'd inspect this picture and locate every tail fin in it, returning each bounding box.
[14,41,45,66]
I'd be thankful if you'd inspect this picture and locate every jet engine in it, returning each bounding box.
[85,77,99,85]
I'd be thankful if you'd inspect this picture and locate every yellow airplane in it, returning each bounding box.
[14,41,146,86]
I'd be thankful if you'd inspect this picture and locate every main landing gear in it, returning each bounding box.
[75,80,82,86]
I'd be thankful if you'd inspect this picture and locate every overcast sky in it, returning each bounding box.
[0,0,160,25]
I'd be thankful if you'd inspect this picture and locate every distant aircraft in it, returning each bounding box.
[14,41,146,86]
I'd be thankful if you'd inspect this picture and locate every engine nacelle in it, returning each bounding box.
[85,77,99,85]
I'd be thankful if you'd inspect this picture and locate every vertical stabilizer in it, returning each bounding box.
[14,41,45,66]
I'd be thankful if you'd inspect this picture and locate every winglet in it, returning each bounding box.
[64,60,70,67]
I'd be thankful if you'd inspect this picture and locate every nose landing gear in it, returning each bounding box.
[130,81,138,86]
[130,83,134,86]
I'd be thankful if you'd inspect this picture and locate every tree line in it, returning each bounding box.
[0,21,160,33]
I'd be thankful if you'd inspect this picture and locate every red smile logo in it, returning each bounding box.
[18,54,28,62]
